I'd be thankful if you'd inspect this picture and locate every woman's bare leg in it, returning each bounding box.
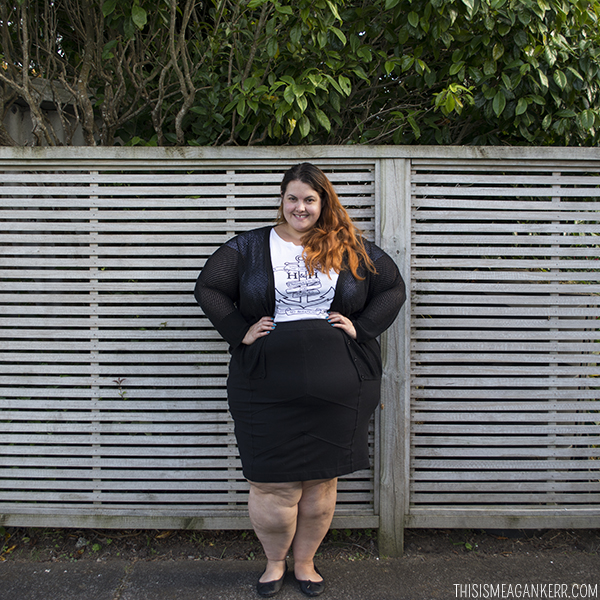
[291,478,338,582]
[248,481,302,583]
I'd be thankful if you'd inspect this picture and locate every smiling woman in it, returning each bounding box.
[194,162,406,597]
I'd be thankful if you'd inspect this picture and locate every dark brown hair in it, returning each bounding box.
[276,163,376,279]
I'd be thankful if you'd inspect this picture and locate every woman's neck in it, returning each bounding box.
[274,224,304,246]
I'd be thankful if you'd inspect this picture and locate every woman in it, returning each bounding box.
[194,163,405,597]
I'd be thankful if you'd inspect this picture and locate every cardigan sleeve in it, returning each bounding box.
[194,241,251,349]
[352,250,406,344]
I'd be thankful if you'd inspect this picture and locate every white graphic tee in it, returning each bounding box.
[270,228,339,323]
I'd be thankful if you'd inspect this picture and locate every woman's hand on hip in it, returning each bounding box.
[327,312,357,339]
[242,316,275,345]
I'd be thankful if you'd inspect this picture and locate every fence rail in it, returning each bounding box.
[1,146,599,555]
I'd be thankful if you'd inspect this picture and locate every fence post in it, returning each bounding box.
[377,158,412,557]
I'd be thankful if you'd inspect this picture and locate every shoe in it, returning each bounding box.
[295,567,325,597]
[256,561,287,597]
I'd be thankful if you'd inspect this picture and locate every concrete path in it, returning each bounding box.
[1,552,598,600]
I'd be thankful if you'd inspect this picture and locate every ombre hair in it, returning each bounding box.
[276,163,376,279]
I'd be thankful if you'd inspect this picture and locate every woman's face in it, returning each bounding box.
[280,179,322,236]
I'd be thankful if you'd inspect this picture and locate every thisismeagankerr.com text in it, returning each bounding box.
[454,583,598,599]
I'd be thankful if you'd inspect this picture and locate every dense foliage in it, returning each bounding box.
[1,0,599,146]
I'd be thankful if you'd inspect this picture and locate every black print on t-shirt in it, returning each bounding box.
[274,254,335,316]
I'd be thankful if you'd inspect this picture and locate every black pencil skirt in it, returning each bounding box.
[227,319,381,483]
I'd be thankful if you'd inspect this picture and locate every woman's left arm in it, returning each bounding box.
[347,251,406,343]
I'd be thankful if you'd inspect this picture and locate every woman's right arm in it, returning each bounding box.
[194,244,251,349]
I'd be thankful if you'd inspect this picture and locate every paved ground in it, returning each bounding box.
[1,528,599,600]
[1,551,599,600]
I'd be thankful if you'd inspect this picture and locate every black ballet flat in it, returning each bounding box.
[256,562,287,597]
[295,567,325,597]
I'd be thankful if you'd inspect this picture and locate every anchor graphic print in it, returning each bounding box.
[271,231,337,322]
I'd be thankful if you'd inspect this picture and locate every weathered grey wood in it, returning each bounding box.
[411,471,600,481]
[411,424,600,434]
[412,447,600,458]
[0,513,379,531]
[0,154,379,533]
[412,459,598,469]
[407,151,599,542]
[412,401,599,411]
[378,158,411,557]
[412,366,599,375]
[1,143,599,161]
[1,146,599,545]
[406,511,600,530]
[414,389,598,399]
[412,185,600,197]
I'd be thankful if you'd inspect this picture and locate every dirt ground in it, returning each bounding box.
[1,526,598,565]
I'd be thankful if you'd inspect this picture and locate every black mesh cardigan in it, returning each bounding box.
[194,226,406,377]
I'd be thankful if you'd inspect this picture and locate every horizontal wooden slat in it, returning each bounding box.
[413,198,600,210]
[0,329,219,339]
[414,282,600,293]
[412,401,599,411]
[412,330,599,340]
[412,341,600,351]
[0,182,373,196]
[0,367,228,377]
[414,233,600,246]
[412,435,600,447]
[411,459,598,469]
[412,173,600,186]
[412,448,599,459]
[413,258,598,269]
[0,171,375,183]
[0,422,234,433]
[411,424,600,434]
[413,389,599,399]
[412,352,598,363]
[412,366,598,375]
[413,209,600,222]
[411,411,599,422]
[0,455,240,466]
[410,493,600,503]
[0,434,233,445]
[412,270,599,281]
[413,305,598,316]
[412,185,600,197]
[0,348,221,360]
[412,482,600,492]
[413,294,600,305]
[0,410,231,421]
[0,387,227,398]
[413,222,600,233]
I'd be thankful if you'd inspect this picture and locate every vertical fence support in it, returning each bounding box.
[378,159,412,557]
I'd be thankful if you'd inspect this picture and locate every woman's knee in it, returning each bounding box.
[298,478,338,517]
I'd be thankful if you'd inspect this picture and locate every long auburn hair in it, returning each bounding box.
[276,163,376,279]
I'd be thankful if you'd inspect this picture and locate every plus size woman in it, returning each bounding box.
[194,163,405,597]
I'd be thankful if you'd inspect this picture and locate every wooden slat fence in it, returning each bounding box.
[0,153,378,530]
[406,156,600,531]
[0,147,598,554]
